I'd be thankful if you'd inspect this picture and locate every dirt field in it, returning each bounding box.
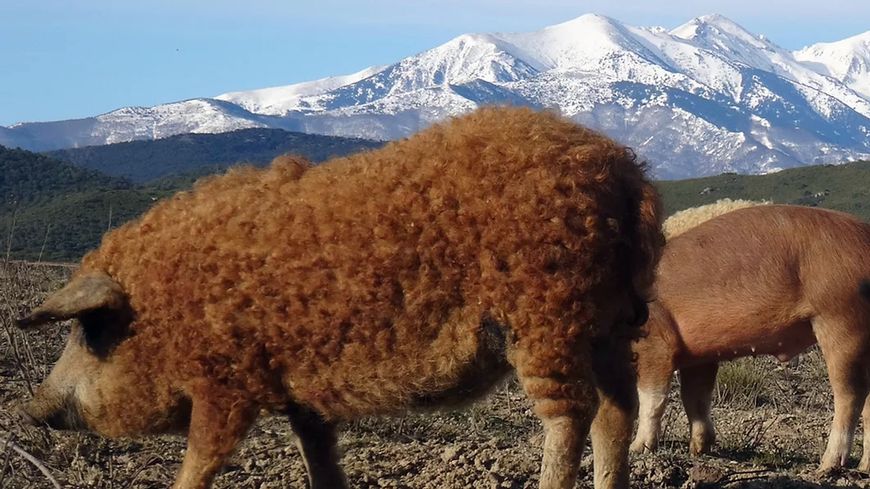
[1,262,868,488]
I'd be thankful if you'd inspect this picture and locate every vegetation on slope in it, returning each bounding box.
[0,146,130,211]
[0,147,141,261]
[46,128,385,183]
[3,141,869,262]
[2,130,383,261]
[657,160,870,221]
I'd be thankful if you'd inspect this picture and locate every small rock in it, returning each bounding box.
[441,446,460,463]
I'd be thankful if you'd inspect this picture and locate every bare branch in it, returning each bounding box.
[0,435,62,489]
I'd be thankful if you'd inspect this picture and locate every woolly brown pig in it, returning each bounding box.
[629,205,870,473]
[16,107,663,489]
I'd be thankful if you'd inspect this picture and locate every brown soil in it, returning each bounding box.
[1,263,867,488]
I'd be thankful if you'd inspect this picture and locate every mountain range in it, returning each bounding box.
[3,14,869,179]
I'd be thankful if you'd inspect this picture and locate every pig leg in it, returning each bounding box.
[629,351,673,454]
[679,363,718,455]
[860,389,870,472]
[815,317,869,472]
[515,338,598,489]
[590,335,637,489]
[286,403,348,489]
[173,396,257,489]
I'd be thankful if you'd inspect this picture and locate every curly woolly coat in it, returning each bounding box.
[19,107,663,489]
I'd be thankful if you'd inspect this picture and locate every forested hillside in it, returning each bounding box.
[47,128,384,183]
[4,144,868,261]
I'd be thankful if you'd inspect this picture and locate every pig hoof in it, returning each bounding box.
[816,461,843,476]
[689,443,706,456]
[629,440,653,454]
[689,436,714,456]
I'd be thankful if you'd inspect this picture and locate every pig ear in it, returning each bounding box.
[16,272,127,329]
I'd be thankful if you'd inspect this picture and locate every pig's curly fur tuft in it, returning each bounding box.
[78,107,663,426]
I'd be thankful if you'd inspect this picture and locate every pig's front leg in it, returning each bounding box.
[172,394,257,489]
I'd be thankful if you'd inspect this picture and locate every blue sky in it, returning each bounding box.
[1,0,868,126]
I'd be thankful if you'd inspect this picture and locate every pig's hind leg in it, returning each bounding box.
[286,402,348,489]
[630,342,674,454]
[512,330,598,489]
[590,334,637,489]
[814,315,870,473]
[859,370,870,472]
[679,362,718,455]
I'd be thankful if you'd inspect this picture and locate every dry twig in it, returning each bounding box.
[0,435,62,489]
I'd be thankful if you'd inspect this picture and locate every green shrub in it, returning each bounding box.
[714,358,770,408]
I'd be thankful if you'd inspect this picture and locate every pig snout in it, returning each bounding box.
[15,404,37,426]
[17,395,85,431]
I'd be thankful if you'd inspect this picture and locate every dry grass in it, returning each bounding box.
[1,263,868,488]
[715,358,772,409]
[0,262,73,488]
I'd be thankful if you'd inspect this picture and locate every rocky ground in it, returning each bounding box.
[1,262,868,488]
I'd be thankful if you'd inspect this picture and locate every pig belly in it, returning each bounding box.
[675,318,817,367]
[284,316,510,419]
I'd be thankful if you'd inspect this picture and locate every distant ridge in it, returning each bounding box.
[47,128,384,183]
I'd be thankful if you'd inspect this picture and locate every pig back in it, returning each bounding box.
[655,205,869,363]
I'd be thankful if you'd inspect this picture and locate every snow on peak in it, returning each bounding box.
[543,13,623,36]
[215,65,387,115]
[676,14,751,34]
[493,14,671,74]
[671,14,776,54]
[795,30,870,99]
[669,14,870,114]
[411,32,539,83]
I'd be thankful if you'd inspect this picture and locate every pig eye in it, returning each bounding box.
[78,307,133,358]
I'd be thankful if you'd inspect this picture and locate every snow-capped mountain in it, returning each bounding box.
[216,65,388,115]
[795,31,870,100]
[3,14,869,179]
